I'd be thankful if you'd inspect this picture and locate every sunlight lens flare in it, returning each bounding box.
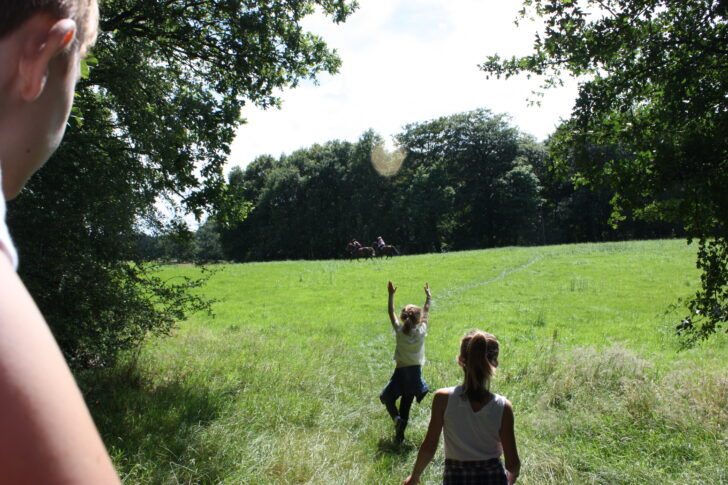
[371,144,406,177]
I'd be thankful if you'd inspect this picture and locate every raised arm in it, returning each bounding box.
[421,283,431,323]
[402,389,447,485]
[387,280,398,329]
[499,400,521,484]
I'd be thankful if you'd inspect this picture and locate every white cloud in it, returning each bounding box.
[227,0,579,170]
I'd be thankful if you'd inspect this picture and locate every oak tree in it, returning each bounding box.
[482,0,727,341]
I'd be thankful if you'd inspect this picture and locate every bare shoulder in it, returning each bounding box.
[500,398,516,425]
[500,396,515,415]
[432,388,452,405]
[428,389,451,423]
[0,259,120,483]
[435,387,453,397]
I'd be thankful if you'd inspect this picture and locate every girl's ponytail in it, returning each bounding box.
[401,305,422,335]
[459,330,499,402]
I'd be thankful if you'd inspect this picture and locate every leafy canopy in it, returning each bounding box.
[10,0,358,367]
[482,0,727,342]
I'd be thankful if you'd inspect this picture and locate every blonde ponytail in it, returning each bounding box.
[459,330,499,402]
[401,304,422,335]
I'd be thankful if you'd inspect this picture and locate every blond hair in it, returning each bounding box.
[400,304,422,335]
[458,330,499,402]
[0,0,99,56]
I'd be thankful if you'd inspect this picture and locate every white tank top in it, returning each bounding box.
[0,171,18,269]
[443,385,505,461]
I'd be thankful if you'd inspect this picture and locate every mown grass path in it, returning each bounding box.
[84,240,727,484]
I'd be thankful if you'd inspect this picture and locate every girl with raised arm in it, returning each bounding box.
[380,281,432,442]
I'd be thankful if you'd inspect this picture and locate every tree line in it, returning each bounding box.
[150,108,677,263]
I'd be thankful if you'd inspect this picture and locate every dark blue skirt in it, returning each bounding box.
[380,365,429,403]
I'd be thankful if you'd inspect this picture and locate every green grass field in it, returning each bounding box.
[83,239,728,484]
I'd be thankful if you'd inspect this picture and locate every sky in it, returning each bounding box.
[227,0,580,171]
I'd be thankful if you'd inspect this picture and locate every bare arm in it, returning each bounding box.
[499,400,521,484]
[402,389,448,485]
[421,283,431,323]
[388,280,398,329]
[0,257,120,484]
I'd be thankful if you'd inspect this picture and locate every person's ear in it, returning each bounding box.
[18,18,77,102]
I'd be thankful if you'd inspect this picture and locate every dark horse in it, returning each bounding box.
[346,242,375,260]
[373,243,400,258]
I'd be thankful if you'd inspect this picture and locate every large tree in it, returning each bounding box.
[220,133,382,261]
[482,0,727,341]
[396,109,544,250]
[9,0,358,367]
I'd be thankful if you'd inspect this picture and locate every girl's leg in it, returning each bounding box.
[398,394,415,422]
[381,396,399,421]
[394,394,415,442]
[380,372,401,421]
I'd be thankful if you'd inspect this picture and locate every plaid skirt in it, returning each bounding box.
[443,458,507,485]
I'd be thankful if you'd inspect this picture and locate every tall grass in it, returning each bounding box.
[81,240,727,484]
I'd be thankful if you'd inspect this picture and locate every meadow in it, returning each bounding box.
[82,239,728,484]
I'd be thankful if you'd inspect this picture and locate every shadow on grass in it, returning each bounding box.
[79,362,230,483]
[376,437,416,457]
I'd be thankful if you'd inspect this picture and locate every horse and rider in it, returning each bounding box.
[346,237,400,259]
[372,236,400,258]
[346,239,375,259]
